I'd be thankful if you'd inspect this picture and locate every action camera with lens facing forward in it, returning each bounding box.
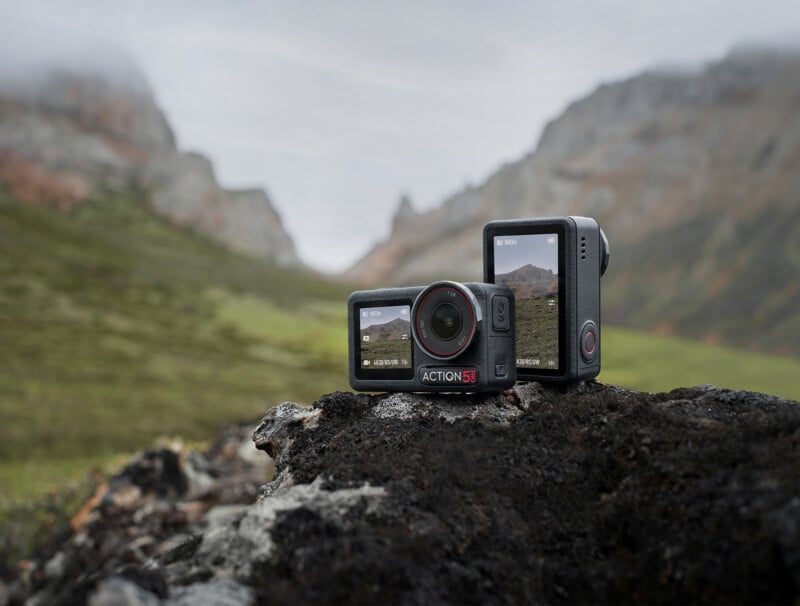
[484,216,609,383]
[348,281,516,392]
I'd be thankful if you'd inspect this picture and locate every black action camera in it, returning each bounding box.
[348,281,516,392]
[484,216,609,383]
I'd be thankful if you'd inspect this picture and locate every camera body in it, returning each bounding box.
[484,216,609,383]
[348,281,516,392]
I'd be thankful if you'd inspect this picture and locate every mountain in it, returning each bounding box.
[0,55,301,267]
[362,317,411,341]
[344,46,800,355]
[495,264,557,299]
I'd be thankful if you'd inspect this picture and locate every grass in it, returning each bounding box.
[0,189,350,550]
[515,297,558,365]
[600,326,800,401]
[360,338,412,368]
[213,289,347,374]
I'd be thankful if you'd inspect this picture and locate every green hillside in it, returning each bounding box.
[601,327,800,401]
[603,206,800,355]
[1,188,798,513]
[0,190,350,498]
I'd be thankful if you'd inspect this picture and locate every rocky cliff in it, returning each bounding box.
[345,47,800,355]
[5,383,800,604]
[0,57,301,267]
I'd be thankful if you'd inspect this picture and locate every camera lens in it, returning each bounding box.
[431,303,462,341]
[412,281,481,360]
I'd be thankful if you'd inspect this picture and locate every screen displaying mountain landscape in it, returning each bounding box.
[359,305,412,369]
[493,234,560,369]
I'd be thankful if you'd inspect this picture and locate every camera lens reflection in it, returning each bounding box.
[431,302,462,341]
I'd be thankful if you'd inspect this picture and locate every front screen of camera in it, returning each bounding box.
[359,305,412,370]
[493,234,559,370]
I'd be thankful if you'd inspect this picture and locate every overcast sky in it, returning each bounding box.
[2,1,799,272]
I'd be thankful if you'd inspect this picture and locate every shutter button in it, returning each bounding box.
[580,321,598,363]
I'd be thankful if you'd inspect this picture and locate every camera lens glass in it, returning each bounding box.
[411,281,480,360]
[431,303,462,341]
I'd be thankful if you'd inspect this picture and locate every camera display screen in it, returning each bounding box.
[359,304,412,370]
[492,233,560,370]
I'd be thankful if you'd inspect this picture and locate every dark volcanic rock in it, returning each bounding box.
[8,383,800,605]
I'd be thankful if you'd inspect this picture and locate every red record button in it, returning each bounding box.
[580,321,598,362]
[584,330,596,354]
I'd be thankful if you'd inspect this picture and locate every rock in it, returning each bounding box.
[87,576,254,606]
[149,153,300,267]
[245,385,800,604]
[88,577,161,606]
[6,383,800,604]
[9,423,270,604]
[165,579,254,606]
[0,59,302,268]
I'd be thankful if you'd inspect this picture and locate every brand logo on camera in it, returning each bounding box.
[419,366,479,386]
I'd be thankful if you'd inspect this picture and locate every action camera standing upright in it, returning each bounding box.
[348,281,516,392]
[484,216,609,383]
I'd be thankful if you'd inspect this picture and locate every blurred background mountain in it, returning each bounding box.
[345,46,800,356]
[0,54,300,267]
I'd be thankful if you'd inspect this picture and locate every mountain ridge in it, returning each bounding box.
[362,317,411,342]
[0,59,302,267]
[344,46,800,355]
[495,263,557,299]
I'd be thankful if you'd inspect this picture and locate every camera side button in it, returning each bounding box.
[492,296,510,332]
[580,320,598,363]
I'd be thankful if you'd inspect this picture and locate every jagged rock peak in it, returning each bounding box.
[391,193,417,231]
[0,49,303,268]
